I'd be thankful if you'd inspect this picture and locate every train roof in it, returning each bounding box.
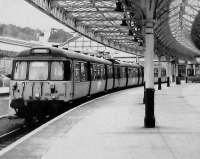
[108,59,141,68]
[15,47,112,65]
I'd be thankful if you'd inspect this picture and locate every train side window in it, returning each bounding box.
[91,63,96,80]
[64,60,71,81]
[102,65,106,79]
[117,67,120,78]
[74,62,80,82]
[134,68,138,77]
[80,62,88,82]
[51,62,64,80]
[154,68,158,77]
[99,64,105,79]
[121,67,126,78]
[106,65,111,78]
[96,64,101,80]
[110,65,113,78]
[14,61,27,80]
[114,66,118,79]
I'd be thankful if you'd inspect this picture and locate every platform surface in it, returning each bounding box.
[1,82,200,159]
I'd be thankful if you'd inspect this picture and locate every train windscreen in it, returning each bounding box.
[14,62,27,80]
[29,62,48,80]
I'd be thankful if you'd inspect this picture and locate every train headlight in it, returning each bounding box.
[52,95,56,99]
[35,93,40,98]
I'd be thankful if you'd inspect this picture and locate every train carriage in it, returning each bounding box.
[9,47,114,120]
[9,46,167,122]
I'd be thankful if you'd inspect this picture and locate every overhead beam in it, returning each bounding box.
[25,0,142,55]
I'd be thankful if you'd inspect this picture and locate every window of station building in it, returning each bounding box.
[154,68,158,77]
[14,61,27,80]
[51,62,64,80]
[29,62,48,80]
[161,68,166,77]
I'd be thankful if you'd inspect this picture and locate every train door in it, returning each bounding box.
[114,65,120,88]
[73,60,90,99]
[41,60,72,101]
[106,65,113,90]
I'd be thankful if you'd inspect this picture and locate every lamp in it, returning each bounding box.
[114,1,123,12]
[121,15,127,26]
[128,30,133,36]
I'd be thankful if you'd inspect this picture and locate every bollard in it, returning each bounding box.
[143,82,146,104]
[167,77,170,87]
[158,77,161,90]
[176,76,181,85]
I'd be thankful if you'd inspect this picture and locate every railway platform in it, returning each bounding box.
[1,82,200,159]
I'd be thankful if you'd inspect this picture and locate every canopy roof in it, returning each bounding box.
[25,0,200,60]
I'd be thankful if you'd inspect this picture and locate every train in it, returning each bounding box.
[9,47,166,122]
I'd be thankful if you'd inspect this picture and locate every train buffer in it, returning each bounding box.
[0,83,200,159]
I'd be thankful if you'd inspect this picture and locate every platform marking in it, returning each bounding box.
[0,92,114,156]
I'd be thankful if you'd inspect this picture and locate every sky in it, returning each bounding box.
[0,0,72,32]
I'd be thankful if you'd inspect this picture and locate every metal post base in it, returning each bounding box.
[172,75,175,82]
[143,82,146,104]
[158,78,161,90]
[144,88,155,128]
[176,76,181,85]
[167,77,170,87]
[185,77,188,83]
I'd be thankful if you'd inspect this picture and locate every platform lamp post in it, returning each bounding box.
[144,20,155,128]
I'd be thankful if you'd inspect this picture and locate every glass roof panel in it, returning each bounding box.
[169,0,200,53]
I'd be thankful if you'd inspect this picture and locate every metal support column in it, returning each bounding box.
[172,63,175,82]
[185,63,188,83]
[193,64,196,76]
[158,56,162,90]
[144,21,155,128]
[167,60,171,87]
[176,63,180,85]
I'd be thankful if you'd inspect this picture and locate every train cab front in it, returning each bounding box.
[9,53,72,121]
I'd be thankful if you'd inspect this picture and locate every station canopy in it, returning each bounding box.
[26,0,200,60]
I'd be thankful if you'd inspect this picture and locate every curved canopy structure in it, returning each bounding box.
[155,0,200,60]
[25,0,200,60]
